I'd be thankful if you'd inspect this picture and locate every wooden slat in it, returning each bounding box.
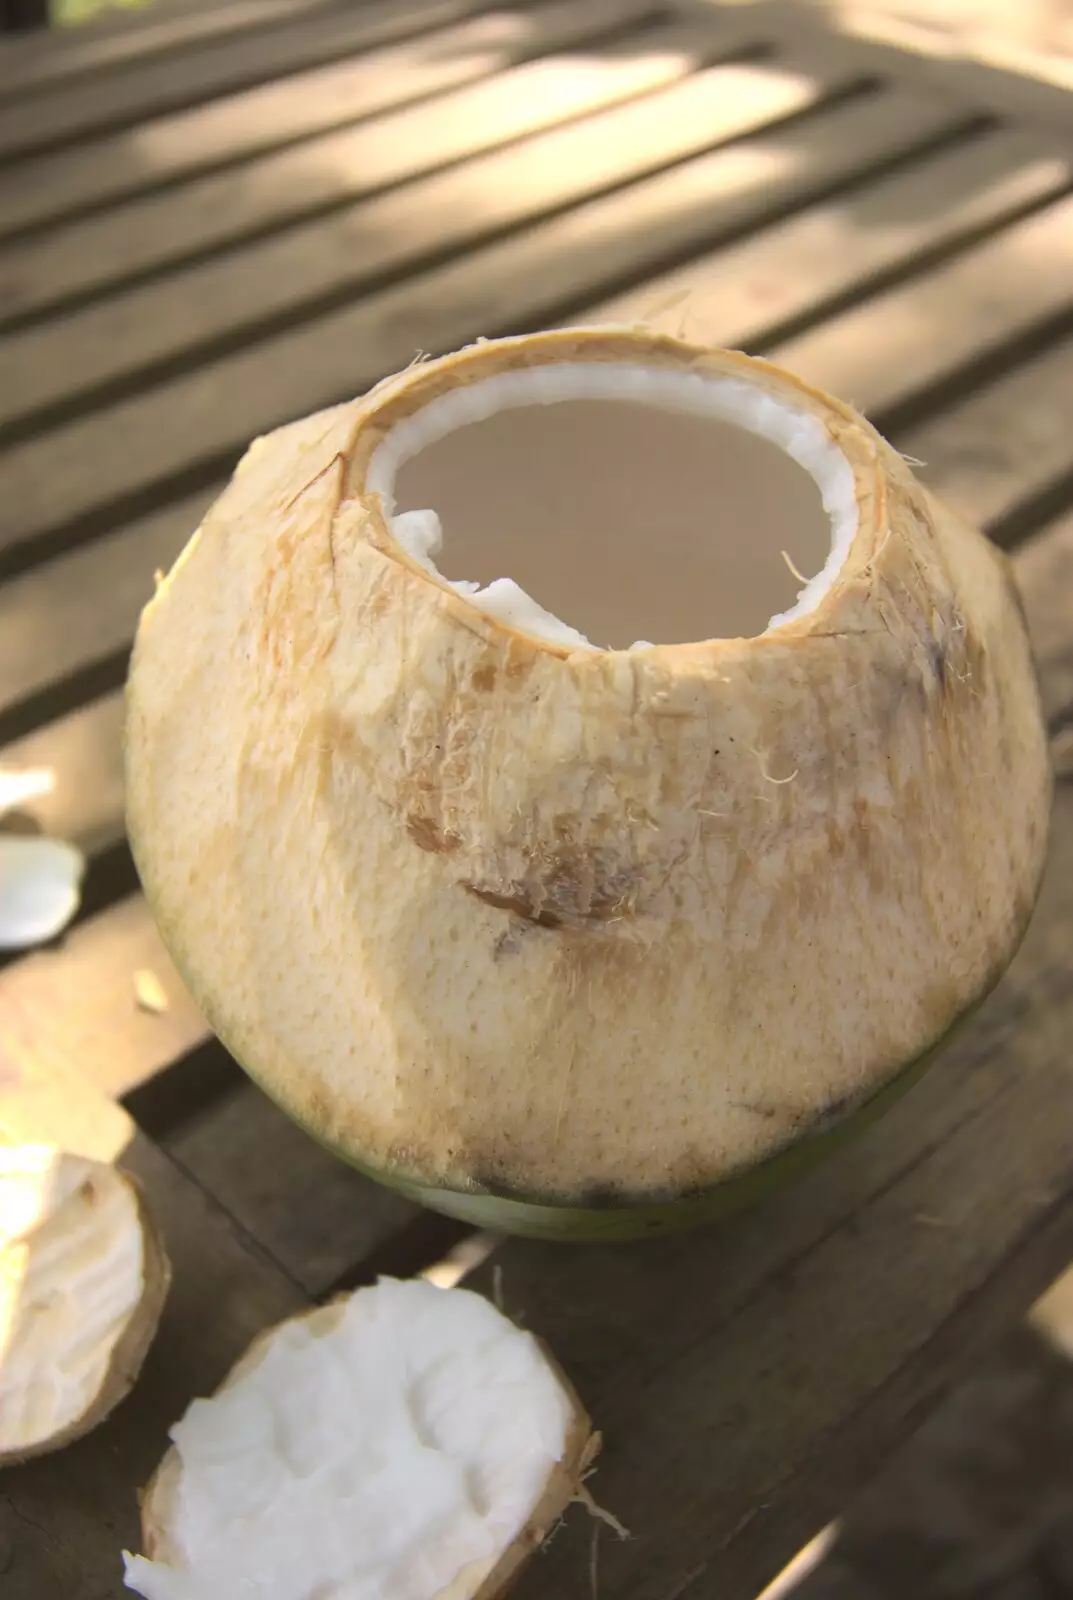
[0,895,207,1102]
[897,340,1073,548]
[788,1324,1073,1600]
[0,48,846,435]
[0,0,519,162]
[0,0,667,244]
[165,1085,426,1294]
[0,694,128,856]
[1017,513,1073,721]
[584,128,1072,355]
[0,973,134,1160]
[0,83,962,569]
[0,0,357,94]
[715,0,1073,137]
[0,0,689,325]
[0,494,207,724]
[770,192,1073,422]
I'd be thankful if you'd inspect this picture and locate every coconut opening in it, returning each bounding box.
[369,361,857,650]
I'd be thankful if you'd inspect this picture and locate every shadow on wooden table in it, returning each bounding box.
[788,1321,1073,1600]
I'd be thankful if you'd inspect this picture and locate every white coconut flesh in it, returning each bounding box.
[0,834,86,951]
[123,1277,594,1600]
[124,329,1052,1209]
[0,1144,167,1463]
[373,362,859,649]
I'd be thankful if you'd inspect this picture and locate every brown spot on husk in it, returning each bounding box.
[463,844,641,930]
[464,884,563,930]
[407,815,462,854]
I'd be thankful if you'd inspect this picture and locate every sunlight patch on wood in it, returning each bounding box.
[421,1229,501,1288]
[1029,1265,1073,1362]
[755,1523,839,1599]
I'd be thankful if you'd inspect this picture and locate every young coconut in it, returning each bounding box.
[125,328,1052,1240]
[0,1143,170,1464]
[122,1277,597,1600]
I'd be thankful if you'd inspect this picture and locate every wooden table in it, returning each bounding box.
[2,1,1072,1594]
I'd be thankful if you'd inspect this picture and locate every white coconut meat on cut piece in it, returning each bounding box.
[123,1277,597,1600]
[0,1144,170,1464]
[125,327,1051,1224]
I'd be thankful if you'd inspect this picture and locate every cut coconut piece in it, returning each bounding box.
[125,327,1051,1237]
[123,1278,597,1600]
[0,1144,170,1465]
[0,835,85,951]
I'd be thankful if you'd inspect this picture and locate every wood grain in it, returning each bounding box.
[0,493,206,721]
[0,83,961,568]
[0,0,669,246]
[0,0,676,325]
[772,191,1073,422]
[0,0,349,93]
[1,693,129,856]
[899,343,1073,549]
[0,0,513,163]
[166,1084,425,1294]
[0,50,849,435]
[0,895,207,1103]
[0,980,134,1160]
[585,128,1071,355]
